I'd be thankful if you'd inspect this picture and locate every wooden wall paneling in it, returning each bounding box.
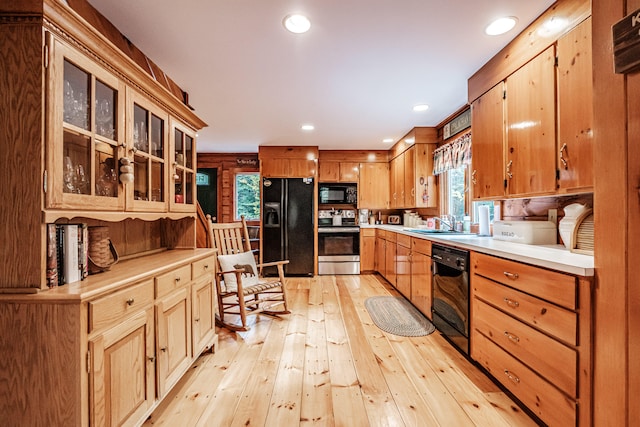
[0,302,85,425]
[0,19,46,290]
[627,11,640,427]
[592,0,629,425]
[318,150,389,163]
[468,0,591,102]
[501,194,593,221]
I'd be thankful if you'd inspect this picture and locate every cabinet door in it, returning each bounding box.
[358,163,390,209]
[289,158,317,177]
[557,17,593,193]
[506,46,557,197]
[127,89,170,212]
[375,237,386,275]
[46,39,126,211]
[156,286,192,397]
[360,231,376,272]
[395,243,411,297]
[403,147,415,208]
[192,274,216,356]
[339,162,360,182]
[471,82,506,200]
[411,250,432,318]
[170,119,197,213]
[389,155,404,208]
[89,307,155,427]
[318,162,340,182]
[414,144,437,208]
[385,236,397,286]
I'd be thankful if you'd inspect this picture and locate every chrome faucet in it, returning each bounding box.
[436,215,455,231]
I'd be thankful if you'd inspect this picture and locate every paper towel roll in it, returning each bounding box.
[478,205,490,236]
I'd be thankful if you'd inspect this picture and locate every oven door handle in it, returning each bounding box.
[432,254,443,261]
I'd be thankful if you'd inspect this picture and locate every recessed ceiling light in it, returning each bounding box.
[413,104,429,112]
[301,124,315,131]
[485,17,518,36]
[283,14,311,34]
[382,138,394,144]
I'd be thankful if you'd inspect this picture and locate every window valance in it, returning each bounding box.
[433,131,472,175]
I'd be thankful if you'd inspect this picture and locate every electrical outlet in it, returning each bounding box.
[548,209,557,225]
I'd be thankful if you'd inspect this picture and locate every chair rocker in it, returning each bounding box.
[207,215,290,331]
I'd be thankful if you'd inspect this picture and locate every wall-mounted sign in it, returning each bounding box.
[443,108,471,139]
[236,157,258,166]
[613,8,640,74]
[196,172,209,186]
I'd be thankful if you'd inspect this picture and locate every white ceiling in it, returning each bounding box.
[87,0,555,153]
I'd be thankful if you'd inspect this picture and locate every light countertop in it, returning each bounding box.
[361,224,594,277]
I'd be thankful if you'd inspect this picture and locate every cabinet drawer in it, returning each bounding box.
[472,331,576,427]
[192,256,216,280]
[396,233,411,248]
[384,231,397,242]
[472,252,576,310]
[411,238,431,256]
[89,280,154,333]
[361,228,375,237]
[473,274,577,345]
[156,264,191,298]
[473,298,577,397]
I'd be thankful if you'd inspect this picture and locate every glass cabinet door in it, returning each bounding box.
[170,120,197,212]
[127,90,169,212]
[47,40,125,210]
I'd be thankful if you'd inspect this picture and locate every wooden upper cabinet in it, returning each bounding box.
[318,161,359,182]
[471,82,506,200]
[403,146,415,208]
[557,17,593,193]
[505,45,557,197]
[259,146,318,178]
[359,162,389,209]
[318,161,340,181]
[46,37,126,211]
[389,154,404,208]
[170,119,198,213]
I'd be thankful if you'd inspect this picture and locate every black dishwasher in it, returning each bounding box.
[431,244,470,356]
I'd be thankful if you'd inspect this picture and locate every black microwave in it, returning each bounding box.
[319,184,357,204]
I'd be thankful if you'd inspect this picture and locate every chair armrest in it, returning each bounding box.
[257,260,290,268]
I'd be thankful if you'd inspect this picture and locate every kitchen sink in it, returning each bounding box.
[402,228,476,236]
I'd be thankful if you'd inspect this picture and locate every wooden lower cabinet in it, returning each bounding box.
[89,307,156,427]
[384,232,397,286]
[156,286,192,397]
[409,238,431,318]
[0,249,217,427]
[360,228,376,272]
[192,274,217,356]
[470,251,592,426]
[395,234,411,298]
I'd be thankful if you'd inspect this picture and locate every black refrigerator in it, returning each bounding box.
[262,177,314,276]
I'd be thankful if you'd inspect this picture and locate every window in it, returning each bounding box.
[447,166,467,220]
[234,172,260,221]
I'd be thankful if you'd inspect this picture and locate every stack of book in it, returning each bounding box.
[46,223,89,287]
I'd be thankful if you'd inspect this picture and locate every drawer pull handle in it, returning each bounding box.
[194,317,200,322]
[126,298,135,306]
[503,271,519,280]
[175,277,181,283]
[160,347,167,352]
[504,370,520,384]
[204,264,209,270]
[504,297,520,308]
[504,331,520,343]
[148,356,155,363]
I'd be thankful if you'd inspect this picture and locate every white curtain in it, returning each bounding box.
[433,131,472,175]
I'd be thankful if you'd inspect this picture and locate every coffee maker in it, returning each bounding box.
[358,209,369,225]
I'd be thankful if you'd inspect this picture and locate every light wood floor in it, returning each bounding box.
[144,274,538,427]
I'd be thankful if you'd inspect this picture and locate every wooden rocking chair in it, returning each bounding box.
[206,215,290,331]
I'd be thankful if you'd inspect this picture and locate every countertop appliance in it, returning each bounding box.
[318,209,360,274]
[432,244,470,356]
[262,178,314,276]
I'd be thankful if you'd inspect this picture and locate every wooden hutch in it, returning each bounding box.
[0,1,217,425]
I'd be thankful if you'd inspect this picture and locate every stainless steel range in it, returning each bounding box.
[318,209,360,275]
